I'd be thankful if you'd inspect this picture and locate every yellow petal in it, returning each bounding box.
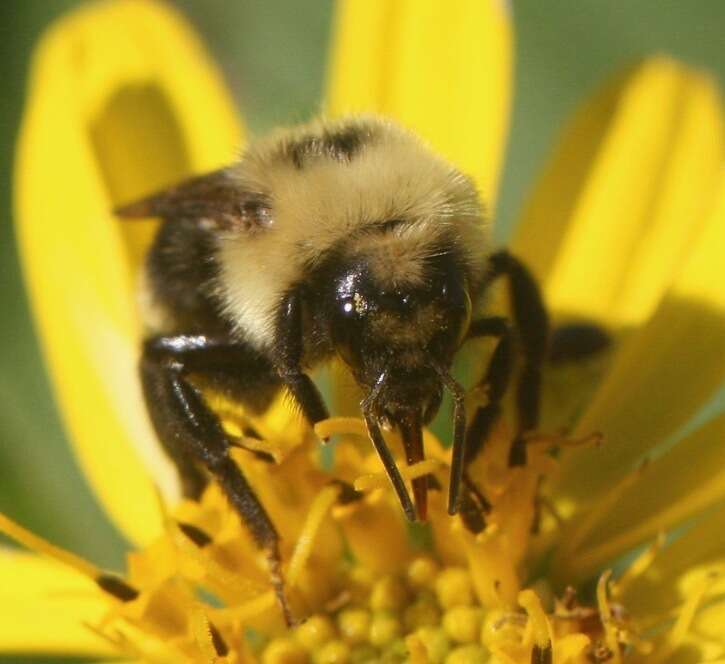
[556,414,725,582]
[0,549,113,656]
[513,57,723,327]
[554,172,725,504]
[619,508,725,627]
[14,0,242,545]
[326,0,512,207]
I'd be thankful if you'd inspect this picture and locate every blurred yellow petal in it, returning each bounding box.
[620,509,725,638]
[0,549,113,656]
[556,415,725,581]
[514,57,723,326]
[10,0,724,659]
[554,173,725,503]
[686,608,725,662]
[326,0,512,206]
[14,0,242,545]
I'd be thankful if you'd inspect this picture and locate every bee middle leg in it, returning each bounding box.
[487,250,550,466]
[140,335,294,625]
[461,252,549,476]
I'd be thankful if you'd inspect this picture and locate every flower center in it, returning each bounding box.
[0,416,715,662]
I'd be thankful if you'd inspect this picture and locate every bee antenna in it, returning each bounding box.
[431,363,467,515]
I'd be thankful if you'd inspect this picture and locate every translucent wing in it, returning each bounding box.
[116,168,271,232]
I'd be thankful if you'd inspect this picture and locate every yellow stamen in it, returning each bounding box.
[518,589,552,652]
[212,590,276,626]
[315,417,369,440]
[287,484,340,586]
[0,512,100,580]
[353,458,442,492]
[171,522,267,598]
[230,434,284,464]
[596,570,622,664]
[315,416,448,461]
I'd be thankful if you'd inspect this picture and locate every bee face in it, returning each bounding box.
[322,249,472,422]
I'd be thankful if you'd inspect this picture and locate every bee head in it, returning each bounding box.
[322,246,471,423]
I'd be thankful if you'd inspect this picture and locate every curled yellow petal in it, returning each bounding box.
[514,57,723,327]
[326,0,512,207]
[14,0,242,544]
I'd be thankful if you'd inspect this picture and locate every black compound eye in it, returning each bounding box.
[331,292,369,367]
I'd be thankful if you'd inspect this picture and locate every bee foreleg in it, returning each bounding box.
[274,289,329,429]
[140,337,294,625]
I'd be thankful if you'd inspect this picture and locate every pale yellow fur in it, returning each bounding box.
[216,116,488,348]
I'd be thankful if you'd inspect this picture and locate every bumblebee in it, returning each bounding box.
[117,115,549,621]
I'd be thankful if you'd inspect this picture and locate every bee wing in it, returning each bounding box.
[114,168,271,231]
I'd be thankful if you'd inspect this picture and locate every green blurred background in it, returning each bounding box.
[0,2,723,661]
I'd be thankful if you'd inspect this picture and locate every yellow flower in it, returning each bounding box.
[6,1,725,662]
